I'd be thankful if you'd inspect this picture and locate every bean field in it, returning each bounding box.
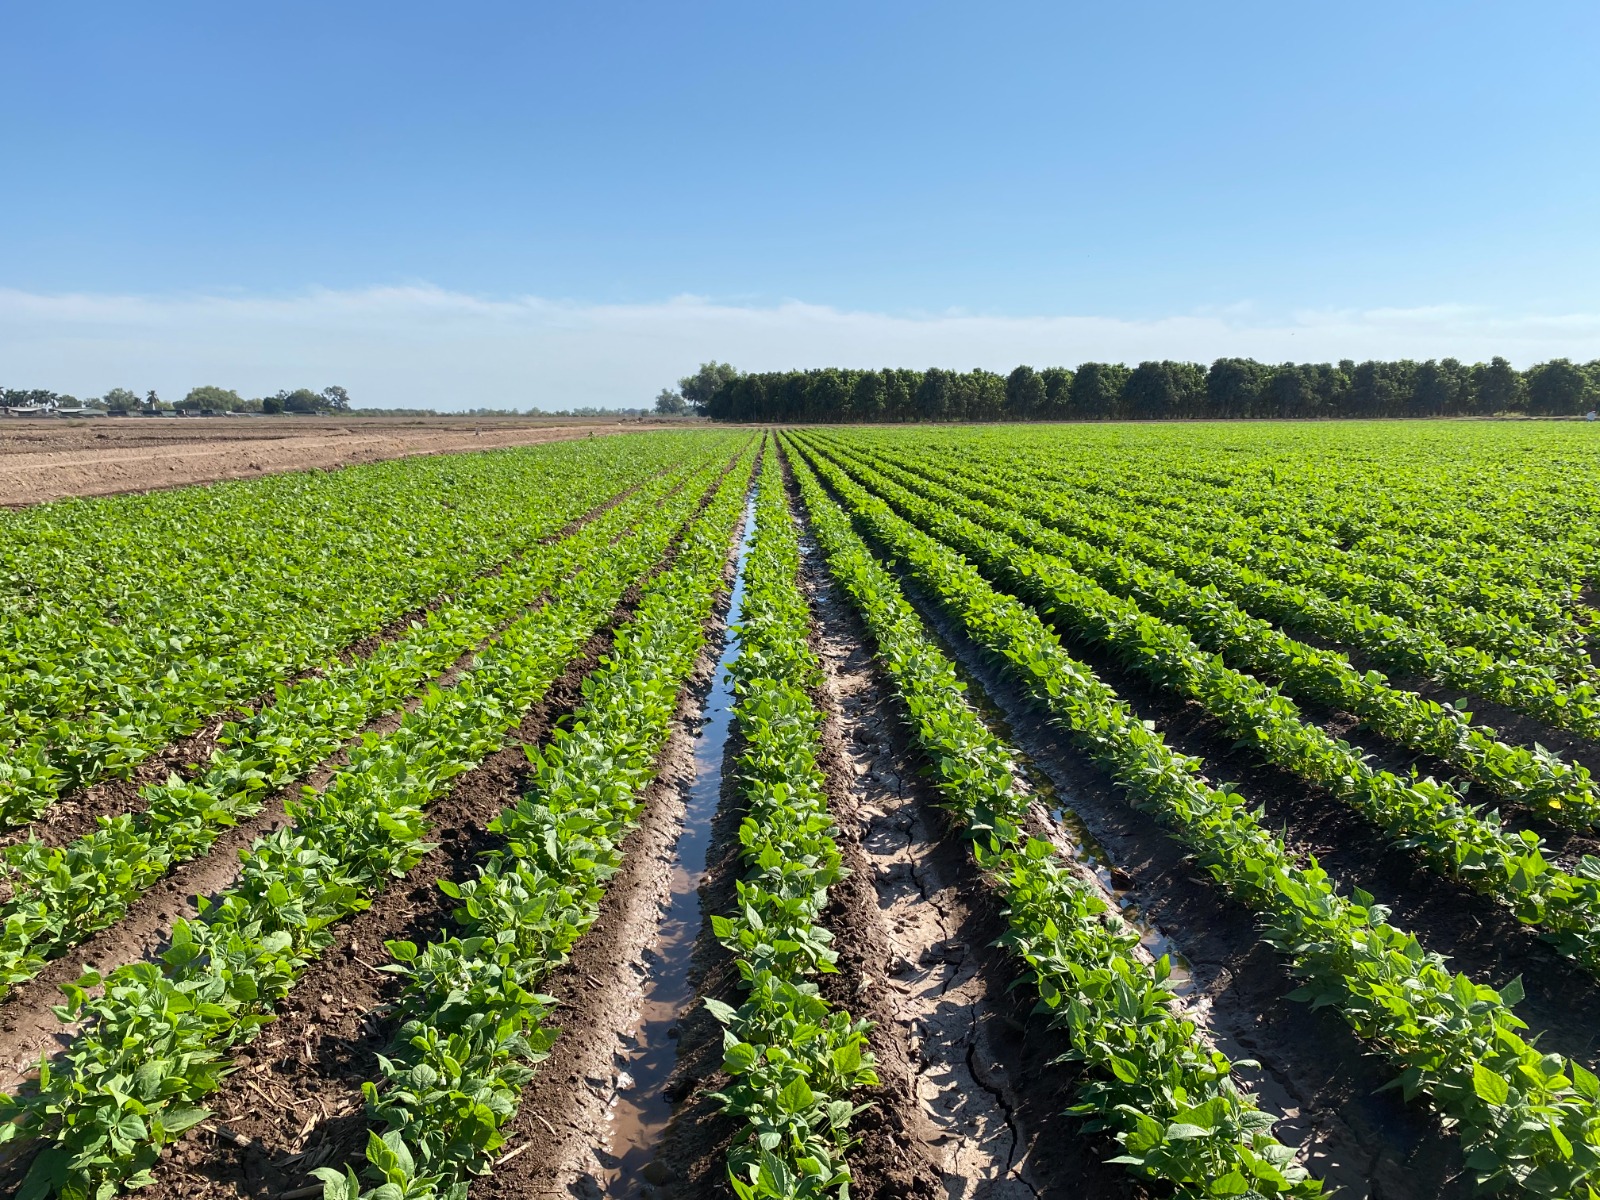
[1,422,1597,1200]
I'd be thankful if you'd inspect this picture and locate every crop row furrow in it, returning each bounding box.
[312,446,757,1200]
[704,451,875,1200]
[0,436,720,825]
[786,434,1600,1198]
[854,437,1600,741]
[981,436,1594,628]
[798,437,1600,977]
[0,457,720,999]
[0,442,751,1200]
[787,443,1320,1198]
[816,434,1600,826]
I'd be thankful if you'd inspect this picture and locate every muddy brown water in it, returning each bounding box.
[601,494,756,1195]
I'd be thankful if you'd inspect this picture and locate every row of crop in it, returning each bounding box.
[797,437,1600,980]
[0,457,720,1001]
[702,451,876,1200]
[816,434,1600,827]
[0,438,664,725]
[312,447,757,1200]
[977,439,1600,685]
[0,434,733,825]
[965,427,1596,632]
[0,445,751,1200]
[1018,448,1585,636]
[1004,451,1594,680]
[786,435,1600,1198]
[846,433,1600,742]
[786,443,1320,1198]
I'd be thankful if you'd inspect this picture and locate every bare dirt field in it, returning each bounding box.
[0,414,687,506]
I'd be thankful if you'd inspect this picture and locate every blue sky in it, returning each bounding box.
[4,2,1599,407]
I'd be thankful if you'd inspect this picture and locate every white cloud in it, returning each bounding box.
[3,284,1599,410]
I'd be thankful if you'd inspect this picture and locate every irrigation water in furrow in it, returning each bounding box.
[601,493,756,1196]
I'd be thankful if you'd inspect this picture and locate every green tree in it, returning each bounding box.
[321,385,352,412]
[1039,367,1074,419]
[262,394,285,414]
[1123,361,1205,419]
[677,361,740,415]
[1526,358,1593,416]
[1005,366,1046,420]
[1206,358,1268,418]
[1471,357,1523,414]
[1067,363,1130,419]
[180,385,243,412]
[103,387,140,414]
[849,371,887,422]
[654,388,687,415]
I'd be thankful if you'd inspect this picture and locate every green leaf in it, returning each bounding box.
[779,1075,816,1113]
[1472,1064,1509,1107]
[723,1041,759,1075]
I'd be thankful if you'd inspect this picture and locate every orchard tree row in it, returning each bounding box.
[699,357,1600,422]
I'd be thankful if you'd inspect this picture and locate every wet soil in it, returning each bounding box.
[125,453,751,1197]
[0,415,685,507]
[598,496,755,1198]
[794,446,1479,1199]
[799,523,1145,1200]
[463,480,752,1200]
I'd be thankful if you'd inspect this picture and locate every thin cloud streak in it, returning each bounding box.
[3,285,1599,410]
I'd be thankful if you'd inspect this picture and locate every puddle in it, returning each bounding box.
[600,492,756,1196]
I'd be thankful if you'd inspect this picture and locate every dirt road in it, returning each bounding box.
[0,415,684,506]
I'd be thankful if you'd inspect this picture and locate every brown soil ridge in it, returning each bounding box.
[0,416,686,507]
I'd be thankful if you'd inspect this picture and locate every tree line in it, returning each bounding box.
[699,358,1600,423]
[0,385,353,414]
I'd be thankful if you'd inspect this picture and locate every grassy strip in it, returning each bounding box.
[788,435,1600,1198]
[0,451,745,1200]
[312,449,755,1200]
[826,435,1600,827]
[803,435,1600,976]
[0,460,719,997]
[788,444,1319,1198]
[703,452,875,1200]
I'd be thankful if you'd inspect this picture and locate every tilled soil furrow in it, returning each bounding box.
[143,614,623,1199]
[0,456,731,1107]
[0,447,753,1197]
[851,545,1473,1199]
[796,502,1144,1200]
[627,722,752,1200]
[460,486,750,1200]
[0,419,682,508]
